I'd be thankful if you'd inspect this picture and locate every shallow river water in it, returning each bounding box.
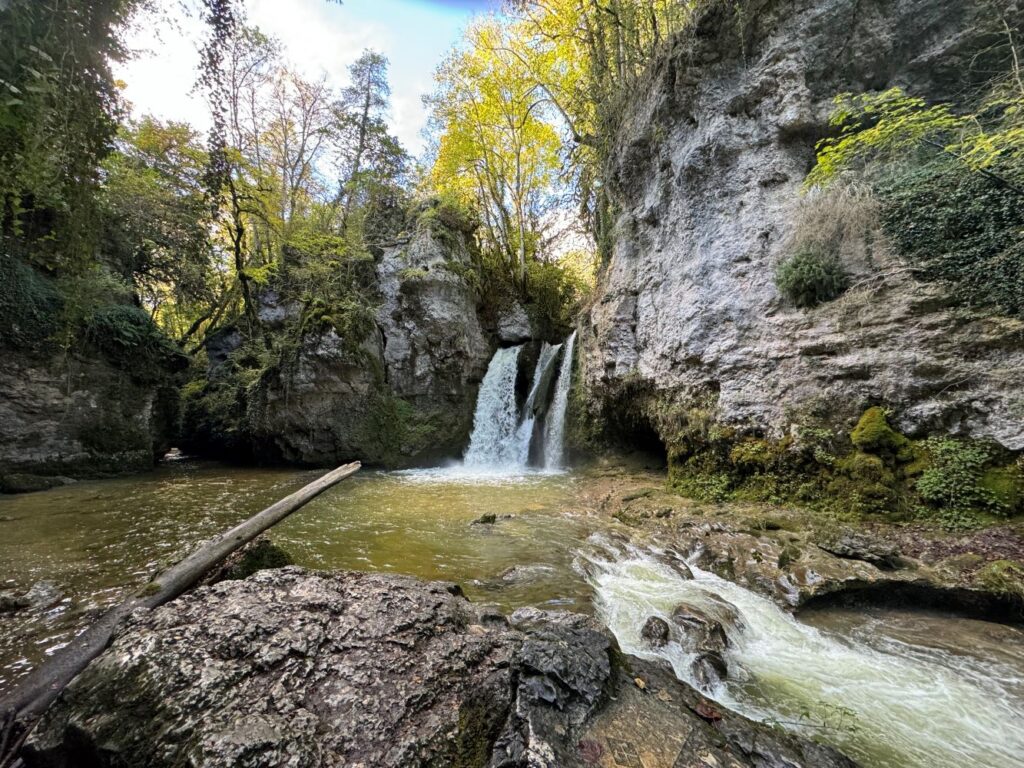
[2,460,1024,768]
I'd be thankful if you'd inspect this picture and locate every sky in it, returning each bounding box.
[115,0,497,157]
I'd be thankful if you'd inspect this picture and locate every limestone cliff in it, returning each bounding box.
[580,0,1024,452]
[246,218,494,466]
[0,257,180,492]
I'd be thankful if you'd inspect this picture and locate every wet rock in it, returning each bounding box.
[24,570,856,768]
[24,569,521,768]
[501,564,557,584]
[496,303,535,344]
[690,651,728,692]
[657,548,694,579]
[818,531,903,570]
[640,616,671,648]
[473,513,498,525]
[671,603,729,653]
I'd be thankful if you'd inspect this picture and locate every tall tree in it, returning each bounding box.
[427,19,561,289]
[0,0,142,268]
[335,50,394,225]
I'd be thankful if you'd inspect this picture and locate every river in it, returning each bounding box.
[2,461,1024,767]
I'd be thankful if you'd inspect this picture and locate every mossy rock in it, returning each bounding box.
[226,539,295,580]
[837,451,895,485]
[974,560,1024,601]
[979,466,1024,515]
[778,543,802,569]
[729,438,789,472]
[850,407,909,457]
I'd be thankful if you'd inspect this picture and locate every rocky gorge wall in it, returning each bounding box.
[246,220,497,466]
[578,0,1024,457]
[0,257,179,493]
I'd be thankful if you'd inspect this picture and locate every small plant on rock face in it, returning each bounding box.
[915,438,1001,529]
[775,244,850,308]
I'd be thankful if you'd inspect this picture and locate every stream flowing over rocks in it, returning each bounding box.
[22,568,855,768]
[579,0,1024,448]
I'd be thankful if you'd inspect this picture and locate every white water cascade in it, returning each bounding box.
[460,332,577,474]
[513,342,562,466]
[543,330,576,470]
[579,539,1024,768]
[463,345,524,468]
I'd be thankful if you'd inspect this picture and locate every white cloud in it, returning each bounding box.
[115,0,473,157]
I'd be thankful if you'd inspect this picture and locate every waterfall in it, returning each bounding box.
[462,333,575,473]
[464,345,523,467]
[543,331,576,469]
[514,342,562,465]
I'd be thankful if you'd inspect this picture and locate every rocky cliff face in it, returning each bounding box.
[249,220,494,466]
[0,257,178,493]
[580,0,1024,451]
[0,354,173,492]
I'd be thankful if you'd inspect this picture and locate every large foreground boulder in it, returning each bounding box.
[23,569,855,768]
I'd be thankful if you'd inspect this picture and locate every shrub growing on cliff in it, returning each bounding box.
[877,159,1024,317]
[775,244,850,308]
[915,438,1002,529]
[87,304,186,381]
[0,256,61,349]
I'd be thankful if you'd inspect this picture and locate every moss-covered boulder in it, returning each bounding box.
[850,407,910,458]
[979,465,1024,515]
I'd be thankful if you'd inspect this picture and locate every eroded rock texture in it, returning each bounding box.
[580,0,1024,449]
[249,221,493,466]
[0,352,175,493]
[23,569,855,768]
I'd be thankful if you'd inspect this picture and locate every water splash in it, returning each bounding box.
[543,331,576,469]
[579,538,1024,768]
[464,345,523,468]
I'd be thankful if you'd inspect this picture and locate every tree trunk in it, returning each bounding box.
[0,462,361,762]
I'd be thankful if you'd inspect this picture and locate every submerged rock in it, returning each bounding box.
[24,569,856,768]
[0,590,29,614]
[671,603,730,653]
[640,616,671,648]
[500,563,557,584]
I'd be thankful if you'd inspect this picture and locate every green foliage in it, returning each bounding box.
[914,438,1002,528]
[525,258,591,336]
[876,159,1024,317]
[0,0,140,267]
[86,304,185,380]
[775,244,849,308]
[100,117,214,320]
[806,89,963,188]
[0,254,61,349]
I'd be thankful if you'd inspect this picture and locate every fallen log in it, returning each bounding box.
[0,461,360,764]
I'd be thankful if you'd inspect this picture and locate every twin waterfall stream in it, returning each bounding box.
[463,332,577,472]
